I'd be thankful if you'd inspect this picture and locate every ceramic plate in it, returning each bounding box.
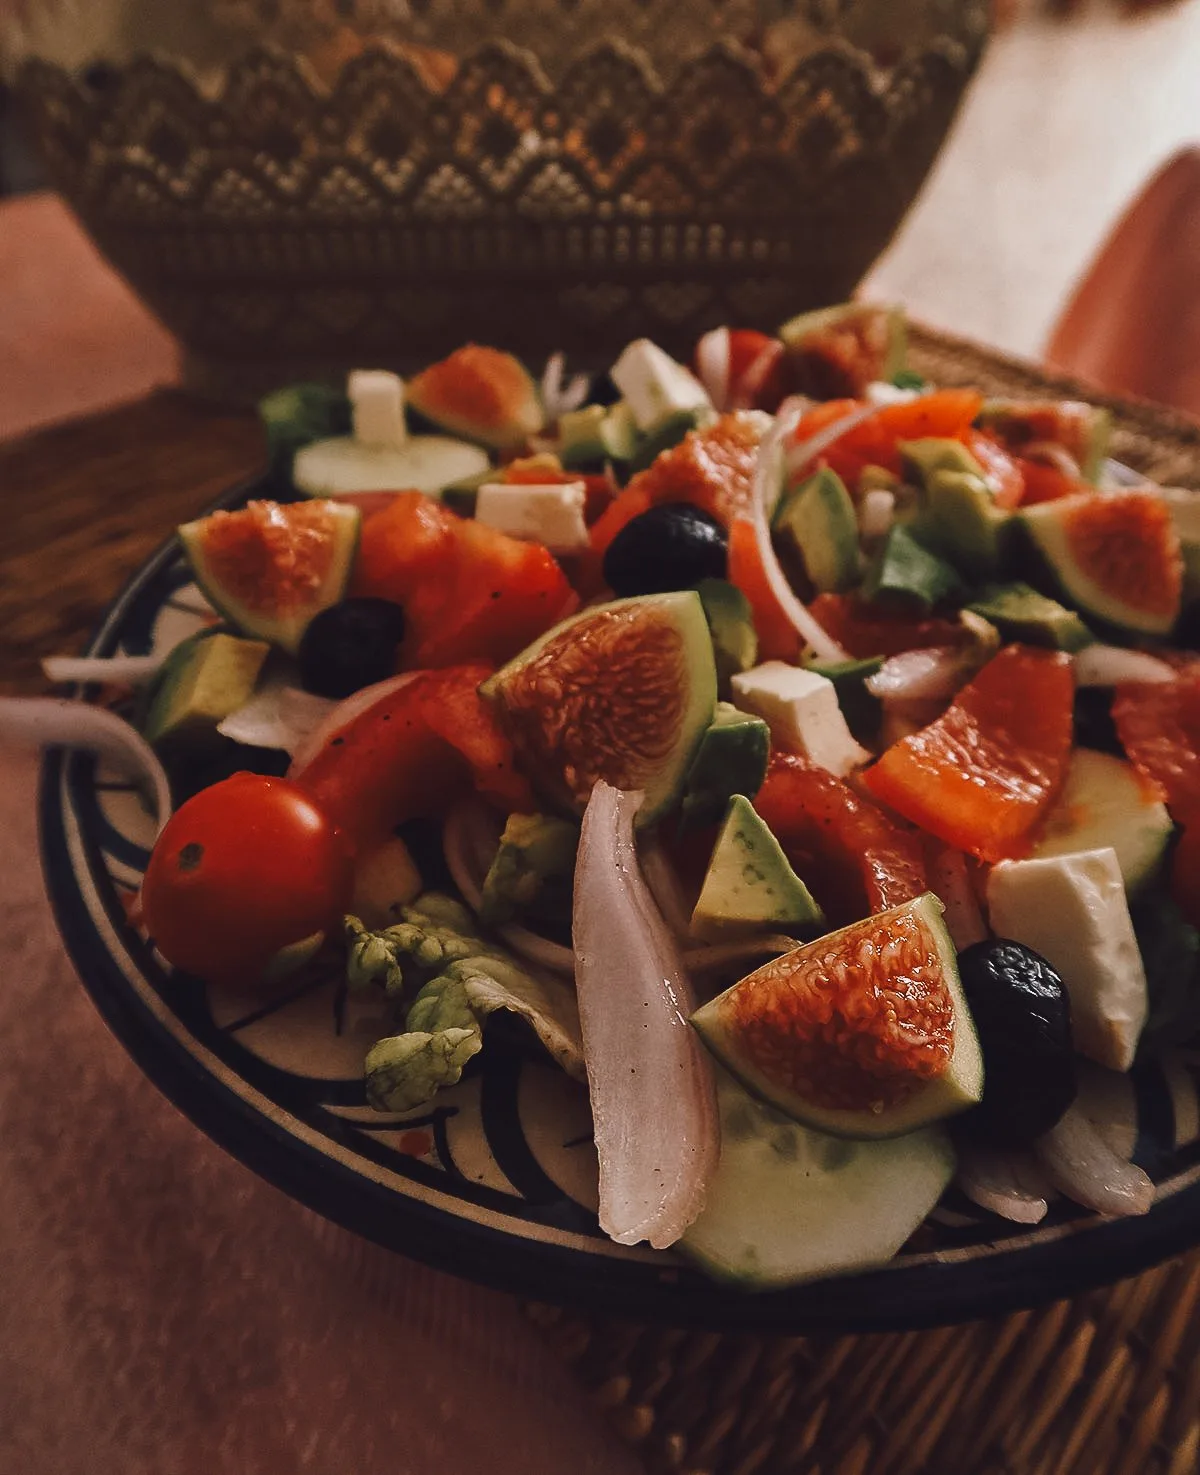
[39,477,1200,1332]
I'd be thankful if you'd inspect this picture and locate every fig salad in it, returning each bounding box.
[45,308,1200,1288]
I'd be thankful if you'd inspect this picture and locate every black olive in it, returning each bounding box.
[1073,687,1124,758]
[957,939,1077,1147]
[602,502,729,597]
[298,598,407,699]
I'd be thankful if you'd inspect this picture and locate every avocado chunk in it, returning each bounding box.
[598,401,639,463]
[689,795,823,941]
[778,302,907,399]
[143,631,269,756]
[479,812,578,927]
[967,581,1094,652]
[680,703,771,829]
[900,439,1012,580]
[627,407,710,473]
[861,523,964,613]
[773,467,861,594]
[695,578,758,692]
[557,404,608,468]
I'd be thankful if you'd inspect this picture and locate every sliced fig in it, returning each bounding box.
[481,592,718,824]
[406,344,543,451]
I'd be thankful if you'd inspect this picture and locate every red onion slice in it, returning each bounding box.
[1073,645,1176,687]
[0,696,172,833]
[1033,1102,1154,1216]
[694,327,731,411]
[956,1143,1049,1225]
[866,646,975,705]
[750,407,849,664]
[573,781,719,1248]
[540,352,590,422]
[42,653,165,686]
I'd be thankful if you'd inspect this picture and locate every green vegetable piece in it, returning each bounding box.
[680,702,771,830]
[599,401,639,463]
[363,953,585,1112]
[862,524,964,613]
[773,467,860,594]
[344,894,489,996]
[891,369,927,391]
[967,581,1094,652]
[805,655,884,743]
[627,408,709,473]
[259,382,351,478]
[690,795,823,941]
[696,578,758,692]
[558,404,608,469]
[900,439,1012,579]
[858,465,901,495]
[900,437,986,483]
[479,813,578,926]
[143,630,269,756]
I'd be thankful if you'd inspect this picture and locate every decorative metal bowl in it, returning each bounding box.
[8,0,988,394]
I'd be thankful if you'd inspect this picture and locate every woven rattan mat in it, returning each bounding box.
[6,324,1200,1475]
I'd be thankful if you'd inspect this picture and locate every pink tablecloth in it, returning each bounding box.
[0,744,643,1475]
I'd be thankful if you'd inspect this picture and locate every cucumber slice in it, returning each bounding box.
[680,1069,955,1288]
[292,434,490,497]
[1031,748,1172,892]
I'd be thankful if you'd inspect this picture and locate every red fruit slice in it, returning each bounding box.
[352,490,576,669]
[801,390,984,486]
[406,344,542,451]
[864,645,1075,862]
[753,751,928,926]
[808,593,968,660]
[180,499,359,655]
[1014,458,1091,506]
[726,330,788,411]
[959,429,1024,511]
[415,664,536,815]
[1112,667,1200,816]
[726,517,801,662]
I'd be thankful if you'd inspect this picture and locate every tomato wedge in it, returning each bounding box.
[754,751,927,927]
[1112,668,1200,816]
[863,645,1075,862]
[808,593,967,660]
[352,491,576,669]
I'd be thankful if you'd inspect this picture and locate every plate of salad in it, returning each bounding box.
[27,304,1200,1332]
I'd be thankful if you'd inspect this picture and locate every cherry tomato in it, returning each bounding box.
[141,773,354,990]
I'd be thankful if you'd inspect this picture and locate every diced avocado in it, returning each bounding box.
[628,407,710,474]
[967,581,1094,652]
[679,1068,955,1288]
[898,439,1013,580]
[695,578,758,692]
[680,703,771,830]
[479,812,578,926]
[977,399,1111,483]
[143,631,269,755]
[778,303,907,399]
[599,401,639,463]
[861,523,964,613]
[900,437,986,483]
[690,795,823,941]
[805,655,884,743]
[558,404,608,468]
[772,467,861,595]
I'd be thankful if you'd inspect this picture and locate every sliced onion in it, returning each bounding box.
[218,672,337,756]
[751,406,849,664]
[540,352,590,423]
[1033,1102,1154,1216]
[784,400,880,481]
[441,800,485,911]
[866,646,975,704]
[956,1143,1049,1225]
[926,843,987,951]
[694,327,731,411]
[0,696,172,833]
[43,653,165,686]
[858,488,896,543]
[288,672,423,776]
[498,924,575,975]
[1073,644,1176,687]
[574,781,719,1248]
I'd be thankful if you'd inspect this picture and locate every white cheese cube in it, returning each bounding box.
[730,662,869,777]
[349,369,407,449]
[609,339,712,433]
[474,482,590,554]
[986,848,1148,1072]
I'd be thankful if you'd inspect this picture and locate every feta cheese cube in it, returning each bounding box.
[349,369,407,449]
[610,339,712,433]
[474,482,590,554]
[731,662,869,777]
[986,847,1148,1072]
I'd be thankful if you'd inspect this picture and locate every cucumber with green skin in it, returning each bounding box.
[680,1069,956,1288]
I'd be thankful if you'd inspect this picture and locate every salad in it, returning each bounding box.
[33,303,1200,1289]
